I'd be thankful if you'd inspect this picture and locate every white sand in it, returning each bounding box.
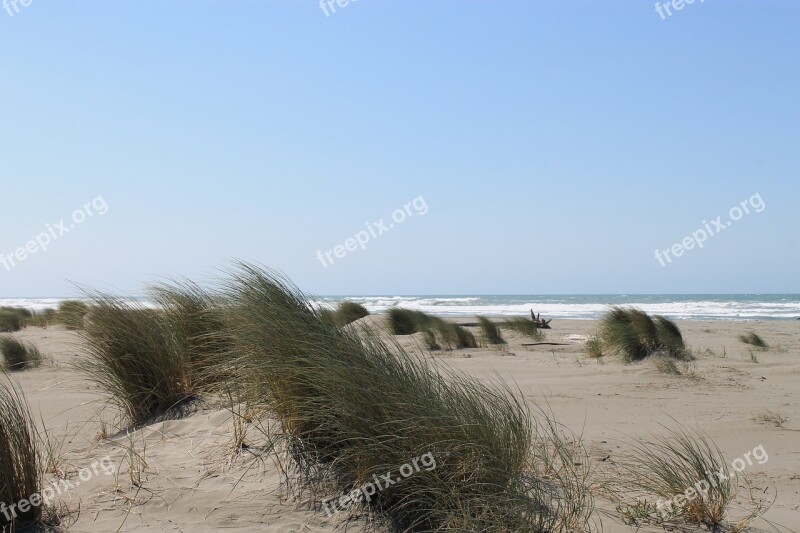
[5,318,799,531]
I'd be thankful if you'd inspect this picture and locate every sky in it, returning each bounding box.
[1,0,798,297]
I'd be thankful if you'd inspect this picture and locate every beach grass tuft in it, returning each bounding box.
[386,308,429,335]
[0,377,44,530]
[149,281,235,391]
[56,300,89,330]
[224,264,595,531]
[0,337,42,371]
[0,307,31,333]
[653,315,688,358]
[74,294,199,427]
[321,301,370,327]
[387,308,477,350]
[430,319,477,350]
[334,301,370,325]
[596,307,690,363]
[584,335,604,358]
[616,424,740,527]
[24,309,56,329]
[502,317,546,341]
[477,316,505,345]
[738,332,768,350]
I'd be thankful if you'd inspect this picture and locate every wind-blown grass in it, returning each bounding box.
[653,315,687,358]
[738,332,768,350]
[320,301,370,327]
[430,319,477,350]
[616,424,741,528]
[0,337,42,371]
[386,308,430,335]
[502,317,546,341]
[75,279,240,426]
[74,295,198,427]
[24,309,56,329]
[0,307,29,333]
[335,301,370,325]
[149,281,235,391]
[0,377,44,530]
[224,264,594,531]
[477,316,505,345]
[584,336,604,358]
[387,308,477,350]
[56,300,89,330]
[597,307,690,363]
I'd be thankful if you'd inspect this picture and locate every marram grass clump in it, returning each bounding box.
[75,295,197,427]
[225,264,595,531]
[0,337,42,371]
[76,280,240,426]
[56,300,89,330]
[0,377,46,530]
[584,335,604,358]
[24,309,56,329]
[653,315,687,358]
[477,316,505,345]
[502,317,546,341]
[430,319,477,350]
[320,301,370,327]
[615,424,766,529]
[595,307,689,362]
[387,308,477,350]
[149,281,235,391]
[738,332,768,350]
[0,307,29,333]
[386,308,430,335]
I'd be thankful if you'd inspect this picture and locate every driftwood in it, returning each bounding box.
[530,310,552,329]
[521,342,570,346]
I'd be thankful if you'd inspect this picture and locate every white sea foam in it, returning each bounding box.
[314,296,800,320]
[4,296,799,320]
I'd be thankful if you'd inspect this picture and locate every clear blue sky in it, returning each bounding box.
[1,0,798,297]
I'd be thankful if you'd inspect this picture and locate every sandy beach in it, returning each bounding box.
[5,2,798,531]
[5,316,798,532]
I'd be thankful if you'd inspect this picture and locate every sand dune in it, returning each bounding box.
[4,317,799,532]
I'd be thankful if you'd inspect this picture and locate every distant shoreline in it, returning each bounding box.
[3,294,800,321]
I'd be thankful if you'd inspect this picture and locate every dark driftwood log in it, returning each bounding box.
[529,310,552,329]
[521,342,570,346]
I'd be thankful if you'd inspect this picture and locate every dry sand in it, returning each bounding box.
[4,318,799,532]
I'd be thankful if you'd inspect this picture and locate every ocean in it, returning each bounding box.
[5,295,799,321]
